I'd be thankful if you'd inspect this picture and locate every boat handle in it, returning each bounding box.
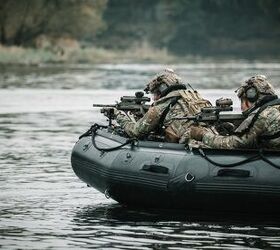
[217,169,250,178]
[142,164,169,174]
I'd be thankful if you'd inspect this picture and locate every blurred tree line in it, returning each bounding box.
[0,0,106,46]
[1,0,280,57]
[96,0,280,57]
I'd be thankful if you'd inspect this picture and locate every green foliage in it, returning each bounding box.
[96,0,280,57]
[0,0,280,58]
[0,46,59,64]
[0,0,107,46]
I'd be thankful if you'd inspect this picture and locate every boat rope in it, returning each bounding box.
[198,148,280,169]
[259,149,280,169]
[89,124,136,152]
[79,124,107,139]
[198,148,260,167]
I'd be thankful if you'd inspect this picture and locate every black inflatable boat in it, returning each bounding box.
[71,124,280,212]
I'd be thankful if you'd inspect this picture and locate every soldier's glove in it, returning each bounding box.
[215,122,235,135]
[190,126,207,141]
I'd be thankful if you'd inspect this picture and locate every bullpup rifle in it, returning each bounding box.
[93,91,150,126]
[176,98,245,125]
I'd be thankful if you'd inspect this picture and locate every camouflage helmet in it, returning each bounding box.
[236,75,276,102]
[144,68,182,94]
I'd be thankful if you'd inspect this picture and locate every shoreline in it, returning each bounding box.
[1,45,280,66]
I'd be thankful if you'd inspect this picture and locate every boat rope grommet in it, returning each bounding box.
[100,151,106,157]
[104,189,111,199]
[82,143,90,151]
[185,172,195,182]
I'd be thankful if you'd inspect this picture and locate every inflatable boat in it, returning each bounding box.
[71,124,280,212]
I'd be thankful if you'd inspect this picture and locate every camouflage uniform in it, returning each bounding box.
[201,75,280,150]
[116,70,212,143]
[203,105,280,149]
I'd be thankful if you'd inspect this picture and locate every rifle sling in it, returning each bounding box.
[157,96,181,135]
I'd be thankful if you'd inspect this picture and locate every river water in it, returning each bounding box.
[1,63,280,249]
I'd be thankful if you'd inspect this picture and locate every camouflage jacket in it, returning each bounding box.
[202,104,280,150]
[116,90,206,142]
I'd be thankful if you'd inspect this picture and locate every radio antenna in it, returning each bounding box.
[187,83,196,91]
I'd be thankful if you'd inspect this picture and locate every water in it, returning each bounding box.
[1,63,280,249]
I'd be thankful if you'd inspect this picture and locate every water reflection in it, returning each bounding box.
[73,204,280,249]
[75,204,280,225]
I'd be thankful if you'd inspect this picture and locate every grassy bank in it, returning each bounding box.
[1,44,279,66]
[0,44,177,65]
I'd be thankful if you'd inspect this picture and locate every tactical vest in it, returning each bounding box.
[234,98,280,141]
[178,90,212,115]
[158,90,212,133]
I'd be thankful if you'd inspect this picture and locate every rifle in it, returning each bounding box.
[175,98,245,124]
[93,91,151,126]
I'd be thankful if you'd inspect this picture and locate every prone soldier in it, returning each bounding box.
[112,69,213,142]
[190,75,280,150]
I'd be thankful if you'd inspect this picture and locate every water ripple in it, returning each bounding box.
[1,64,280,249]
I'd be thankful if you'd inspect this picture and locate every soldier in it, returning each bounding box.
[113,69,212,143]
[190,75,280,149]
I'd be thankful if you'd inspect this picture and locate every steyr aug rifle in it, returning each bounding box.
[176,98,245,123]
[175,98,246,135]
[93,91,150,126]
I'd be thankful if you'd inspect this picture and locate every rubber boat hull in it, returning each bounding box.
[71,128,280,212]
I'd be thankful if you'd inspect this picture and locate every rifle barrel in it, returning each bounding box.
[93,104,116,108]
[93,103,150,111]
[201,107,233,112]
